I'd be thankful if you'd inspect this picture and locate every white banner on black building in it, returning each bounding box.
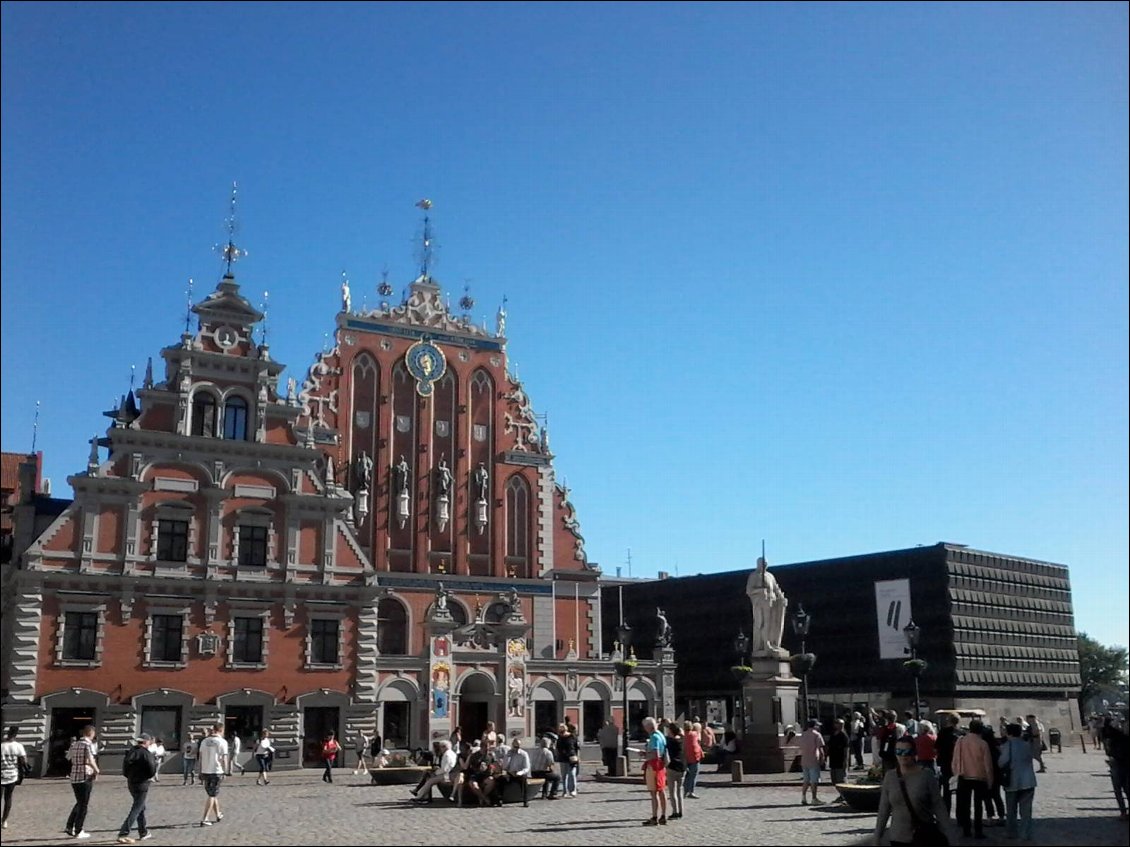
[875,579,913,660]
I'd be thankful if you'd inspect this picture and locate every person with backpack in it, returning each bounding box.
[116,734,157,844]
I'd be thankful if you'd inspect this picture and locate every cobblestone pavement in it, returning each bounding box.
[1,748,1125,846]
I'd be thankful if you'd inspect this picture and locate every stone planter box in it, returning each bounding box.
[369,766,430,785]
[836,782,882,812]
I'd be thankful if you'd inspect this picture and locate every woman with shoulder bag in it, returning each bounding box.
[875,735,958,846]
[665,722,687,819]
[998,722,1037,841]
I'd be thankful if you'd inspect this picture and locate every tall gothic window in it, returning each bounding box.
[505,474,530,573]
[223,396,249,441]
[377,598,408,655]
[191,392,217,437]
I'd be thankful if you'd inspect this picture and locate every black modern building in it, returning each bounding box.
[602,543,1082,733]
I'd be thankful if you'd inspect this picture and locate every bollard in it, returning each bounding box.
[615,755,628,777]
[731,760,744,783]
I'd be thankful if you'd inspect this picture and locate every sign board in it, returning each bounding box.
[874,579,913,660]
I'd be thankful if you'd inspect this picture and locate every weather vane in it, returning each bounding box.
[259,290,270,344]
[184,277,194,334]
[415,198,434,280]
[459,282,475,313]
[214,181,247,274]
[378,265,393,298]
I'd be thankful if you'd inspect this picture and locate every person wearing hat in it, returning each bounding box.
[117,733,157,843]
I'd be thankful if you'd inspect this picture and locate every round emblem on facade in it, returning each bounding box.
[405,338,446,397]
[214,325,239,350]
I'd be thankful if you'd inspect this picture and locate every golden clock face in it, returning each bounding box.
[406,339,447,396]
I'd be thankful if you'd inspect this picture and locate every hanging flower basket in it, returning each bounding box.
[614,660,638,678]
[730,665,754,683]
[903,658,928,677]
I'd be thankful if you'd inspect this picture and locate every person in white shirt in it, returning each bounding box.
[253,730,275,785]
[353,732,370,775]
[196,724,229,827]
[151,739,166,782]
[529,737,561,799]
[1,726,29,829]
[410,740,457,802]
[226,733,244,775]
[494,738,532,807]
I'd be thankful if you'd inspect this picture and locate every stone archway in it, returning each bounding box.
[457,672,497,742]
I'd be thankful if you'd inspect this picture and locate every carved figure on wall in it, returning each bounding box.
[746,555,788,656]
[507,666,524,717]
[431,663,450,718]
[394,455,410,493]
[341,275,352,313]
[435,455,452,496]
[354,451,374,490]
[655,607,672,647]
[473,462,489,501]
[435,582,450,612]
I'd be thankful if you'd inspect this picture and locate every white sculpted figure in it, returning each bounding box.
[746,556,788,656]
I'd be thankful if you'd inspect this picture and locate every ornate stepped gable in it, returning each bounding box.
[290,273,593,575]
[22,272,372,586]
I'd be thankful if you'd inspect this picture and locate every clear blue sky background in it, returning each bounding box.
[3,3,1127,648]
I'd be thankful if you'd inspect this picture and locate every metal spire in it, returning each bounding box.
[214,181,246,275]
[259,290,270,345]
[31,400,40,453]
[415,198,434,280]
[184,278,194,334]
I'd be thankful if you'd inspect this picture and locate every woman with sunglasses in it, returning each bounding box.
[874,735,958,846]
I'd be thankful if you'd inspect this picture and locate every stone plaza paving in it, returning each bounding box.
[1,747,1125,846]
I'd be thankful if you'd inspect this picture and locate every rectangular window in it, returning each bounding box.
[157,518,189,562]
[233,617,264,664]
[63,611,98,661]
[151,614,184,663]
[141,705,182,750]
[310,619,339,665]
[238,524,269,567]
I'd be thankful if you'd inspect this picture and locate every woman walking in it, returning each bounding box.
[321,732,341,783]
[875,735,957,846]
[683,721,703,799]
[1,726,28,829]
[999,722,1038,841]
[253,730,275,785]
[555,723,580,798]
[665,722,686,819]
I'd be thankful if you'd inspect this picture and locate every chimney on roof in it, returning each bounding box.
[17,453,41,504]
[657,570,670,580]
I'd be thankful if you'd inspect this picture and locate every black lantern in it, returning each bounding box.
[790,604,814,722]
[614,622,634,766]
[732,629,751,737]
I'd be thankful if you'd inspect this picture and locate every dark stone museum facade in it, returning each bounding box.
[605,543,1083,735]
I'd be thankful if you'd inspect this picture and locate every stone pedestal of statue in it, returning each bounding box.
[738,655,802,773]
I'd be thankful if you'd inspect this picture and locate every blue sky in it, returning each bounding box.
[3,2,1127,648]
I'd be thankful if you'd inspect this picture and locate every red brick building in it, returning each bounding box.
[2,223,674,774]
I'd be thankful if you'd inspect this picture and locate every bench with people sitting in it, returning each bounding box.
[409,737,546,807]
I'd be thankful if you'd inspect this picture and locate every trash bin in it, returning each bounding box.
[1048,728,1062,753]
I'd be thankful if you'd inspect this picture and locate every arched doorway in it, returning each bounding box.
[627,680,654,741]
[532,680,565,736]
[457,672,496,742]
[580,681,612,743]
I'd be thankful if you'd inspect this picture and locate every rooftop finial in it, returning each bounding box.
[260,290,270,344]
[496,295,508,337]
[378,265,393,299]
[459,282,475,314]
[184,277,194,334]
[31,399,41,453]
[415,198,434,280]
[215,181,246,275]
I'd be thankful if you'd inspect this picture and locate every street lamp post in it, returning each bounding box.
[790,604,814,723]
[615,622,633,766]
[903,620,924,721]
[732,630,750,737]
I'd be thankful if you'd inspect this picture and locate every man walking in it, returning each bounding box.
[196,724,228,827]
[597,720,619,776]
[641,716,668,826]
[226,732,244,776]
[65,725,100,839]
[826,718,850,801]
[797,718,827,806]
[952,718,994,839]
[116,734,157,844]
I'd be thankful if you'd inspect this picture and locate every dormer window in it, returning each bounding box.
[223,396,249,441]
[191,393,217,437]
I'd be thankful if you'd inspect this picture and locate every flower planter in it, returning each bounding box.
[368,766,431,785]
[835,782,882,812]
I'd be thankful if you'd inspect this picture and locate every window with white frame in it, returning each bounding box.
[223,396,249,441]
[153,502,193,563]
[55,598,107,667]
[228,607,270,668]
[307,617,342,667]
[235,509,272,567]
[144,606,190,666]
